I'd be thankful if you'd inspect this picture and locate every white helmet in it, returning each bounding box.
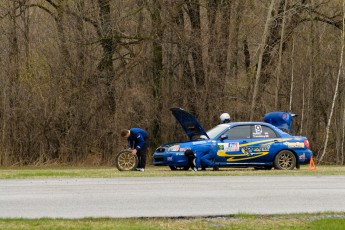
[220,113,231,124]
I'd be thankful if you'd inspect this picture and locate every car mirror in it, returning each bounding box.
[220,134,229,140]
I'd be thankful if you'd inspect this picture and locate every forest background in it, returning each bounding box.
[1,0,345,166]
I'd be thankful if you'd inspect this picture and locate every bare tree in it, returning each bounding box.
[289,35,295,112]
[1,0,345,166]
[318,0,345,164]
[150,0,164,146]
[250,0,276,120]
[275,0,288,110]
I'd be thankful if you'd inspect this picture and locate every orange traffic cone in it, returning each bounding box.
[308,156,316,170]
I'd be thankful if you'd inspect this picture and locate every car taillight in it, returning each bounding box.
[304,139,310,149]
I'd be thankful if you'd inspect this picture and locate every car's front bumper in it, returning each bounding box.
[153,151,189,167]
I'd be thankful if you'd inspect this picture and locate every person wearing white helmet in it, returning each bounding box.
[220,113,231,124]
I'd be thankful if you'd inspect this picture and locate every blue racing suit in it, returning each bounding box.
[127,128,149,169]
[128,128,148,150]
[200,148,218,168]
[194,141,217,169]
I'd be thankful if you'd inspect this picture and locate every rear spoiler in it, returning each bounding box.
[263,112,297,132]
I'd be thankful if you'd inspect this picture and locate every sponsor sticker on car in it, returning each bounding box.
[299,153,306,160]
[283,142,305,148]
[218,142,240,152]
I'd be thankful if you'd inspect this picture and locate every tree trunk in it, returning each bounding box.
[228,1,243,81]
[306,0,322,154]
[75,0,86,82]
[150,0,164,146]
[275,0,288,110]
[289,35,295,112]
[55,1,72,73]
[185,0,205,87]
[98,0,116,113]
[185,0,205,116]
[250,0,275,120]
[20,0,30,71]
[205,1,231,114]
[318,1,345,164]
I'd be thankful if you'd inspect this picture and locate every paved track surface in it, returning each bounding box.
[1,176,345,218]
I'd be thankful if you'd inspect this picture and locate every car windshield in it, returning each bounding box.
[206,125,229,139]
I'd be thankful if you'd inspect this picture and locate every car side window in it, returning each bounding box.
[224,125,251,139]
[252,125,279,138]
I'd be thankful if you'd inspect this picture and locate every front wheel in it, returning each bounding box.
[115,150,138,171]
[274,150,296,170]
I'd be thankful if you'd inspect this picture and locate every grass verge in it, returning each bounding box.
[0,213,345,229]
[1,165,345,179]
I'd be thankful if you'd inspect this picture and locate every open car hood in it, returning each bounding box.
[170,108,209,140]
[264,112,296,131]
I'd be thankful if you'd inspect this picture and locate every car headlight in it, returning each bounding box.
[168,145,180,152]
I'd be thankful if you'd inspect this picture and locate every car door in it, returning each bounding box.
[216,125,252,164]
[247,124,281,163]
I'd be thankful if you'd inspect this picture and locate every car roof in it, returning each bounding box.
[228,121,274,126]
[215,122,277,129]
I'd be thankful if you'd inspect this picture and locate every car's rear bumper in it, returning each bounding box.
[296,149,313,164]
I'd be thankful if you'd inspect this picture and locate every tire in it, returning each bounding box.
[169,166,190,171]
[274,150,296,170]
[115,150,138,171]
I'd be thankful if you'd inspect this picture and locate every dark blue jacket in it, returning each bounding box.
[128,128,148,151]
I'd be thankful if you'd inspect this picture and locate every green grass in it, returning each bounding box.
[0,165,345,179]
[0,213,345,229]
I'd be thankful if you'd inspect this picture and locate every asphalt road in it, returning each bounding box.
[1,176,345,218]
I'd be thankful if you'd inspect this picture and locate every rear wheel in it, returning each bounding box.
[115,150,138,171]
[274,150,296,170]
[169,166,190,171]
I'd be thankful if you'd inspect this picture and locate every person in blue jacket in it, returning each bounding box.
[192,114,230,171]
[200,148,219,171]
[193,142,219,171]
[121,128,149,172]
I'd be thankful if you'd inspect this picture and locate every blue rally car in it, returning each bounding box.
[153,108,313,170]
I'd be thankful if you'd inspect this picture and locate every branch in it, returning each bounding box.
[0,3,21,20]
[0,11,10,20]
[306,4,343,29]
[44,0,58,9]
[63,8,101,37]
[28,4,57,20]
